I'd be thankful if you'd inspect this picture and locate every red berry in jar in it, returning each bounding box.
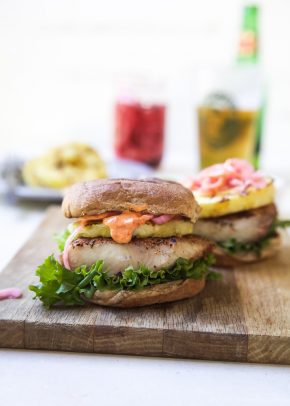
[114,102,165,167]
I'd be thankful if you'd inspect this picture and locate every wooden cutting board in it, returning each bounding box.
[0,206,290,364]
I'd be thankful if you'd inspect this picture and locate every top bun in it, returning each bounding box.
[62,178,200,222]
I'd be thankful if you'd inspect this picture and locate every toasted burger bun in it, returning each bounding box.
[86,278,205,308]
[212,233,282,268]
[62,178,200,222]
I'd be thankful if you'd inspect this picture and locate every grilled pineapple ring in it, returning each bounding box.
[22,143,107,189]
[194,180,275,218]
[71,220,195,239]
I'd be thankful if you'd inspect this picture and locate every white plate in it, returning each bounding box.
[0,158,154,203]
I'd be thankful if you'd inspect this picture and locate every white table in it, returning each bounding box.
[1,198,290,406]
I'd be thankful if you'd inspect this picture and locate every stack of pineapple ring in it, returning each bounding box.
[22,142,107,189]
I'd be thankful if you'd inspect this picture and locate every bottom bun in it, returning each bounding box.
[213,233,282,268]
[86,278,205,308]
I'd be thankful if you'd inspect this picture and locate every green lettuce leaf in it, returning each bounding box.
[29,254,218,308]
[218,217,290,257]
[218,236,270,257]
[54,229,71,252]
[273,219,290,230]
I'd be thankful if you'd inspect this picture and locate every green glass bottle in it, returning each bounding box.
[237,5,259,64]
[236,5,264,168]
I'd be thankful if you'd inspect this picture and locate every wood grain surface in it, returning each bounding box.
[0,206,289,364]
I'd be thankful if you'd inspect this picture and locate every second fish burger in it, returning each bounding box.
[186,159,289,266]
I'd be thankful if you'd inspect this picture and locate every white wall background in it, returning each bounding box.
[0,0,289,173]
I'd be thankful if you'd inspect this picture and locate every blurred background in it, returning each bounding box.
[1,0,290,271]
[0,0,289,184]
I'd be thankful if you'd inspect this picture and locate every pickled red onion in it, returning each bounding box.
[152,214,175,224]
[0,287,22,300]
[187,158,268,197]
[63,225,83,270]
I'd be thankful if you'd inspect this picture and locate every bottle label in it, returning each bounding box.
[239,31,257,58]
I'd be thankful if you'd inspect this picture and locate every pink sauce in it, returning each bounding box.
[103,212,153,244]
[0,287,22,300]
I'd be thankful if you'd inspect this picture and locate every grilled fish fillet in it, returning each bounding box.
[67,236,211,275]
[192,203,277,243]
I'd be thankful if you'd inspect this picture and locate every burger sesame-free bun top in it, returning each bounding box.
[62,178,200,222]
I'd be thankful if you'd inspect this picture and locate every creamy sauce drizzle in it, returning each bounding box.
[78,212,118,225]
[103,212,153,243]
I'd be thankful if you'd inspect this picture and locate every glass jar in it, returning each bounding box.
[196,67,263,168]
[114,76,166,168]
